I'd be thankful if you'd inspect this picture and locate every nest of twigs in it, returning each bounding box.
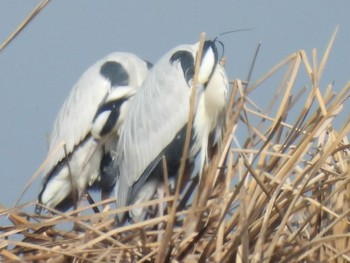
[1,28,350,263]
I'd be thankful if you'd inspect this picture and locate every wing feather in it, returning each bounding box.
[44,53,148,175]
[114,46,196,208]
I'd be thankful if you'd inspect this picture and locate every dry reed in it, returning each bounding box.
[1,26,350,262]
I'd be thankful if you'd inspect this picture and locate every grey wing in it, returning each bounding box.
[114,54,191,209]
[45,63,111,175]
[44,52,149,176]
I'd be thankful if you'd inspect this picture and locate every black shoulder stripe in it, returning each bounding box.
[36,134,91,212]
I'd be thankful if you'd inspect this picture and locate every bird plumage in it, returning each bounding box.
[36,52,150,213]
[109,40,228,222]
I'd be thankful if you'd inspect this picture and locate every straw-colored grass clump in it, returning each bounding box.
[1,28,350,262]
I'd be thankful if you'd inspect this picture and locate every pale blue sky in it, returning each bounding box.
[0,1,349,211]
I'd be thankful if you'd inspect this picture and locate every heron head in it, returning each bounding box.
[197,40,219,85]
[169,40,220,87]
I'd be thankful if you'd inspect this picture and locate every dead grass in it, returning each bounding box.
[0,0,50,52]
[1,27,350,262]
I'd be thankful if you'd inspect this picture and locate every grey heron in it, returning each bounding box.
[35,52,151,213]
[108,40,229,223]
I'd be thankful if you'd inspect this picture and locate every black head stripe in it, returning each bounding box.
[100,61,129,87]
[170,50,195,85]
[93,98,128,137]
[202,40,219,65]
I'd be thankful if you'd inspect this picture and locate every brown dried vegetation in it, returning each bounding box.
[1,7,349,262]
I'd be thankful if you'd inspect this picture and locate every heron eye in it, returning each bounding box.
[100,61,129,87]
[170,50,195,85]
